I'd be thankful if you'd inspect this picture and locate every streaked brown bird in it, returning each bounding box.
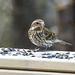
[28,19,72,50]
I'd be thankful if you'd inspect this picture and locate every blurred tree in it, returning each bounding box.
[0,0,13,47]
[55,0,75,51]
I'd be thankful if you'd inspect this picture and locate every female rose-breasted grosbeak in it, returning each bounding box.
[28,19,72,50]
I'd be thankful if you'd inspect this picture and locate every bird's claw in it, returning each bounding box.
[34,48,40,52]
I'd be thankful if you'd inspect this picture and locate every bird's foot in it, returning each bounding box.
[30,47,40,52]
[45,47,48,51]
[34,47,40,52]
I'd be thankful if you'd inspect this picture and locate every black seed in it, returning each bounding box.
[29,53,33,55]
[4,50,8,52]
[68,57,73,60]
[31,55,35,57]
[13,54,17,56]
[47,56,52,58]
[64,55,69,59]
[69,57,73,59]
[66,52,70,54]
[27,50,31,52]
[8,48,15,51]
[52,54,56,57]
[56,54,61,58]
[20,51,24,53]
[56,53,60,54]
[4,52,8,54]
[42,56,47,58]
[16,52,20,55]
[22,53,26,56]
[46,53,51,55]
[0,52,3,54]
[60,57,63,59]
[42,53,46,55]
[33,50,37,52]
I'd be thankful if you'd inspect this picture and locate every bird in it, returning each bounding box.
[28,19,72,50]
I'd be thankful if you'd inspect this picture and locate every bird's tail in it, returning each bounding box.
[54,39,72,45]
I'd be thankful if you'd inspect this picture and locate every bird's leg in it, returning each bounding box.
[45,47,48,51]
[34,46,40,51]
[30,46,40,51]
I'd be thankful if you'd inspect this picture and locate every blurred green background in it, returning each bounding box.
[0,0,75,51]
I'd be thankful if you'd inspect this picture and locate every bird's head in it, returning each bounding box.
[30,19,45,31]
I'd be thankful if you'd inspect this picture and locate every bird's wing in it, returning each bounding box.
[43,27,57,40]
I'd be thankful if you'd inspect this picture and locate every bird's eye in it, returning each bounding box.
[36,22,39,24]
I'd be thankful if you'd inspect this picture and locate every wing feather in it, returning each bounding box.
[43,27,57,40]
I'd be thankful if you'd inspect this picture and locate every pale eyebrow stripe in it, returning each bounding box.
[32,21,38,24]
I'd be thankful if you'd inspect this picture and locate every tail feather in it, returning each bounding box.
[54,39,72,45]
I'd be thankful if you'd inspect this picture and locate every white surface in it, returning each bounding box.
[0,48,75,73]
[0,56,75,72]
